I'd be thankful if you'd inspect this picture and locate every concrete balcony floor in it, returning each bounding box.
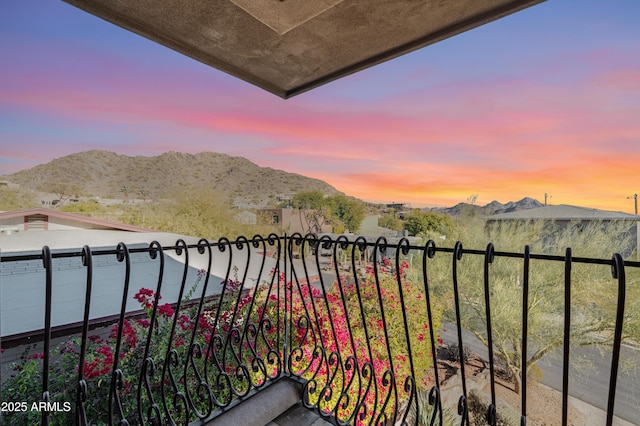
[268,402,332,426]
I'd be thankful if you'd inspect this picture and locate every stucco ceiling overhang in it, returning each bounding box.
[63,0,545,98]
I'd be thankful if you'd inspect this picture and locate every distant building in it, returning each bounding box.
[40,193,62,207]
[0,207,152,234]
[386,202,411,210]
[0,181,19,189]
[236,210,257,225]
[275,194,293,206]
[0,209,237,346]
[487,204,640,258]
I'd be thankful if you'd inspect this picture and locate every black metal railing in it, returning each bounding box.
[1,234,638,425]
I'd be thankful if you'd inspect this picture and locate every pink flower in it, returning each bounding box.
[111,319,139,347]
[83,345,114,379]
[27,352,45,360]
[178,314,191,330]
[158,303,175,318]
[134,287,159,309]
[136,318,151,328]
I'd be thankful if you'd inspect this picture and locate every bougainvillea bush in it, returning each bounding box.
[1,270,267,425]
[2,256,442,426]
[258,256,443,426]
[2,289,184,425]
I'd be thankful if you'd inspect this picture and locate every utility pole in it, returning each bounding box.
[544,193,552,206]
[628,193,638,215]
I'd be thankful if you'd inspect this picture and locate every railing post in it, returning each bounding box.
[76,245,93,425]
[184,238,214,419]
[521,245,531,426]
[283,234,289,377]
[606,253,626,426]
[109,242,132,425]
[372,236,399,425]
[451,241,469,425]
[422,239,443,426]
[41,245,53,426]
[137,241,164,424]
[394,238,418,426]
[160,238,190,425]
[483,243,497,426]
[561,248,572,426]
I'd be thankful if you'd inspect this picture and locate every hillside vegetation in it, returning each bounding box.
[1,150,341,208]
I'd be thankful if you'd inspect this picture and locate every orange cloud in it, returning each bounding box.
[2,39,639,215]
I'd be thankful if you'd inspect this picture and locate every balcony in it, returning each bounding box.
[1,234,638,425]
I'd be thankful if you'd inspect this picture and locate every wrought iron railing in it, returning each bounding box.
[1,234,638,425]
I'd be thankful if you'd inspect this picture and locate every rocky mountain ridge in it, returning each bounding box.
[2,150,545,214]
[430,197,544,217]
[0,150,342,208]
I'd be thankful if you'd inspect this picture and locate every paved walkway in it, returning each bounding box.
[560,384,636,426]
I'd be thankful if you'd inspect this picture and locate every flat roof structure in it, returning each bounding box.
[487,205,640,259]
[0,230,275,341]
[63,0,545,98]
[0,207,156,233]
[488,204,640,221]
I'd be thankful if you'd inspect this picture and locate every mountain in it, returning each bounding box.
[430,197,543,217]
[0,150,342,208]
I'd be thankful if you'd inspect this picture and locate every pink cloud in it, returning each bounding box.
[594,68,640,92]
[2,31,639,214]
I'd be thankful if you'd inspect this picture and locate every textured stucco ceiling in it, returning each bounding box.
[229,0,345,35]
[63,0,545,98]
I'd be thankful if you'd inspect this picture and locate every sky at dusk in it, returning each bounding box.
[1,1,639,212]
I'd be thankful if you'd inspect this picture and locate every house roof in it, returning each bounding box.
[62,0,545,98]
[0,236,208,339]
[0,228,270,339]
[488,205,640,221]
[0,229,199,253]
[0,208,155,233]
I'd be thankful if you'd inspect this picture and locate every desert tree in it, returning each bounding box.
[46,182,77,204]
[291,191,366,234]
[378,212,403,231]
[326,194,366,233]
[291,190,330,234]
[403,209,455,239]
[429,218,639,394]
[119,185,132,203]
[137,188,150,202]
